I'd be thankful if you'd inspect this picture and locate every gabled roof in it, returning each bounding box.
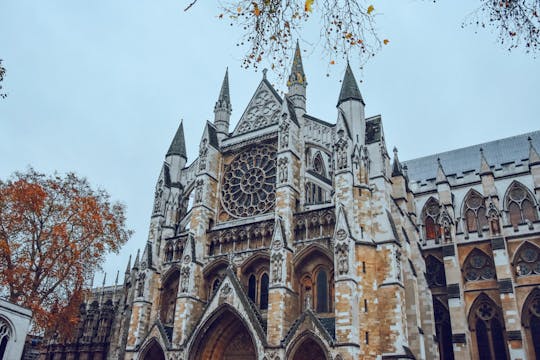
[403,130,540,182]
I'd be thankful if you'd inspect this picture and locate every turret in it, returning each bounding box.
[166,120,188,177]
[214,68,232,140]
[337,63,365,146]
[287,41,307,113]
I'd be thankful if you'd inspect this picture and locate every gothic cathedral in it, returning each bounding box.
[43,44,540,360]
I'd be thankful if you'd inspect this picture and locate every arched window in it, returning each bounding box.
[260,273,269,310]
[463,249,496,282]
[425,255,446,288]
[514,242,540,276]
[160,270,180,325]
[305,182,327,205]
[316,269,329,313]
[212,278,221,294]
[248,274,256,303]
[469,294,509,360]
[422,198,440,240]
[0,318,11,360]
[522,289,540,358]
[506,182,538,227]
[463,190,488,233]
[433,299,454,360]
[313,152,326,177]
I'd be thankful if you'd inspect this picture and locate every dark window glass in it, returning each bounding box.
[248,275,256,303]
[316,270,329,313]
[260,273,269,310]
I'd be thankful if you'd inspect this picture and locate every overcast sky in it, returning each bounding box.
[1,0,539,285]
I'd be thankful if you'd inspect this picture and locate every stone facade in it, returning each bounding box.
[42,44,540,360]
[0,298,32,360]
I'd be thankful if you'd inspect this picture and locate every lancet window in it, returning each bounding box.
[422,197,440,240]
[514,242,540,276]
[469,294,509,360]
[305,182,328,205]
[298,265,333,313]
[160,269,180,326]
[506,182,538,227]
[433,299,454,360]
[463,249,496,282]
[463,190,488,233]
[0,318,11,360]
[246,272,269,310]
[522,289,540,358]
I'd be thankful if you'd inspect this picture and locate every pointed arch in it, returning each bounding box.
[468,293,509,360]
[433,298,454,360]
[203,258,229,300]
[0,317,12,360]
[425,255,446,288]
[287,331,330,360]
[140,338,166,360]
[463,249,496,282]
[312,151,326,177]
[462,189,488,233]
[504,181,538,227]
[189,304,258,360]
[521,288,540,358]
[160,267,180,325]
[422,197,440,240]
[513,241,540,276]
[240,252,270,310]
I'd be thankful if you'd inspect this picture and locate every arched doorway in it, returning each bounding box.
[190,306,257,360]
[140,339,165,360]
[289,334,328,360]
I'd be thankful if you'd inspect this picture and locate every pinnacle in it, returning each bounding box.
[337,62,364,106]
[436,157,448,184]
[479,148,492,175]
[529,136,540,165]
[288,40,306,86]
[392,147,403,177]
[166,120,187,159]
[217,68,230,106]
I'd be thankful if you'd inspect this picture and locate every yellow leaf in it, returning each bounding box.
[237,7,242,13]
[253,6,261,16]
[305,0,314,12]
[367,5,374,14]
[330,60,335,65]
[383,39,389,45]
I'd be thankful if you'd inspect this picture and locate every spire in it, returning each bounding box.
[529,136,540,166]
[166,120,187,159]
[125,254,132,275]
[479,148,492,175]
[392,147,403,177]
[337,62,364,106]
[288,40,306,87]
[435,157,448,185]
[215,68,231,111]
[133,249,140,270]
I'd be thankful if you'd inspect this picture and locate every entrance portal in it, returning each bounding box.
[290,335,328,360]
[191,307,256,360]
[141,339,165,360]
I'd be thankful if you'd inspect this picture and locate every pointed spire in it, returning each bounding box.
[392,147,403,177]
[528,136,540,166]
[166,120,187,159]
[133,249,140,270]
[215,68,231,110]
[479,148,492,175]
[125,254,132,274]
[436,157,448,185]
[337,62,364,106]
[288,40,306,87]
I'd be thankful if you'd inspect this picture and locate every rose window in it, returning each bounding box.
[222,145,277,218]
[463,249,496,281]
[515,242,540,276]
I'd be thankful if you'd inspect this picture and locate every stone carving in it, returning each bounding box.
[279,119,290,148]
[180,266,190,293]
[195,179,204,204]
[438,207,453,242]
[278,157,289,183]
[136,272,146,297]
[271,253,283,283]
[183,255,191,264]
[198,139,208,171]
[335,243,349,275]
[334,130,349,170]
[220,283,232,296]
[153,179,163,214]
[221,145,277,218]
[336,228,347,241]
[236,89,280,134]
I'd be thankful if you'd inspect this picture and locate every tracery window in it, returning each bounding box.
[514,242,540,276]
[463,249,496,282]
[422,197,440,240]
[221,145,277,218]
[522,289,540,358]
[433,299,454,360]
[470,295,509,360]
[312,152,326,177]
[506,182,538,227]
[463,190,488,233]
[0,318,11,360]
[245,271,270,310]
[425,255,446,288]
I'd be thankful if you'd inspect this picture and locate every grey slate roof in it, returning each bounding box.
[403,131,540,182]
[337,63,364,106]
[216,68,230,108]
[166,121,187,158]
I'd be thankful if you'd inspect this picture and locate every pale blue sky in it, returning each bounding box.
[1,0,538,284]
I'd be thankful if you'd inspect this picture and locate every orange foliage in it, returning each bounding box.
[0,168,132,336]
